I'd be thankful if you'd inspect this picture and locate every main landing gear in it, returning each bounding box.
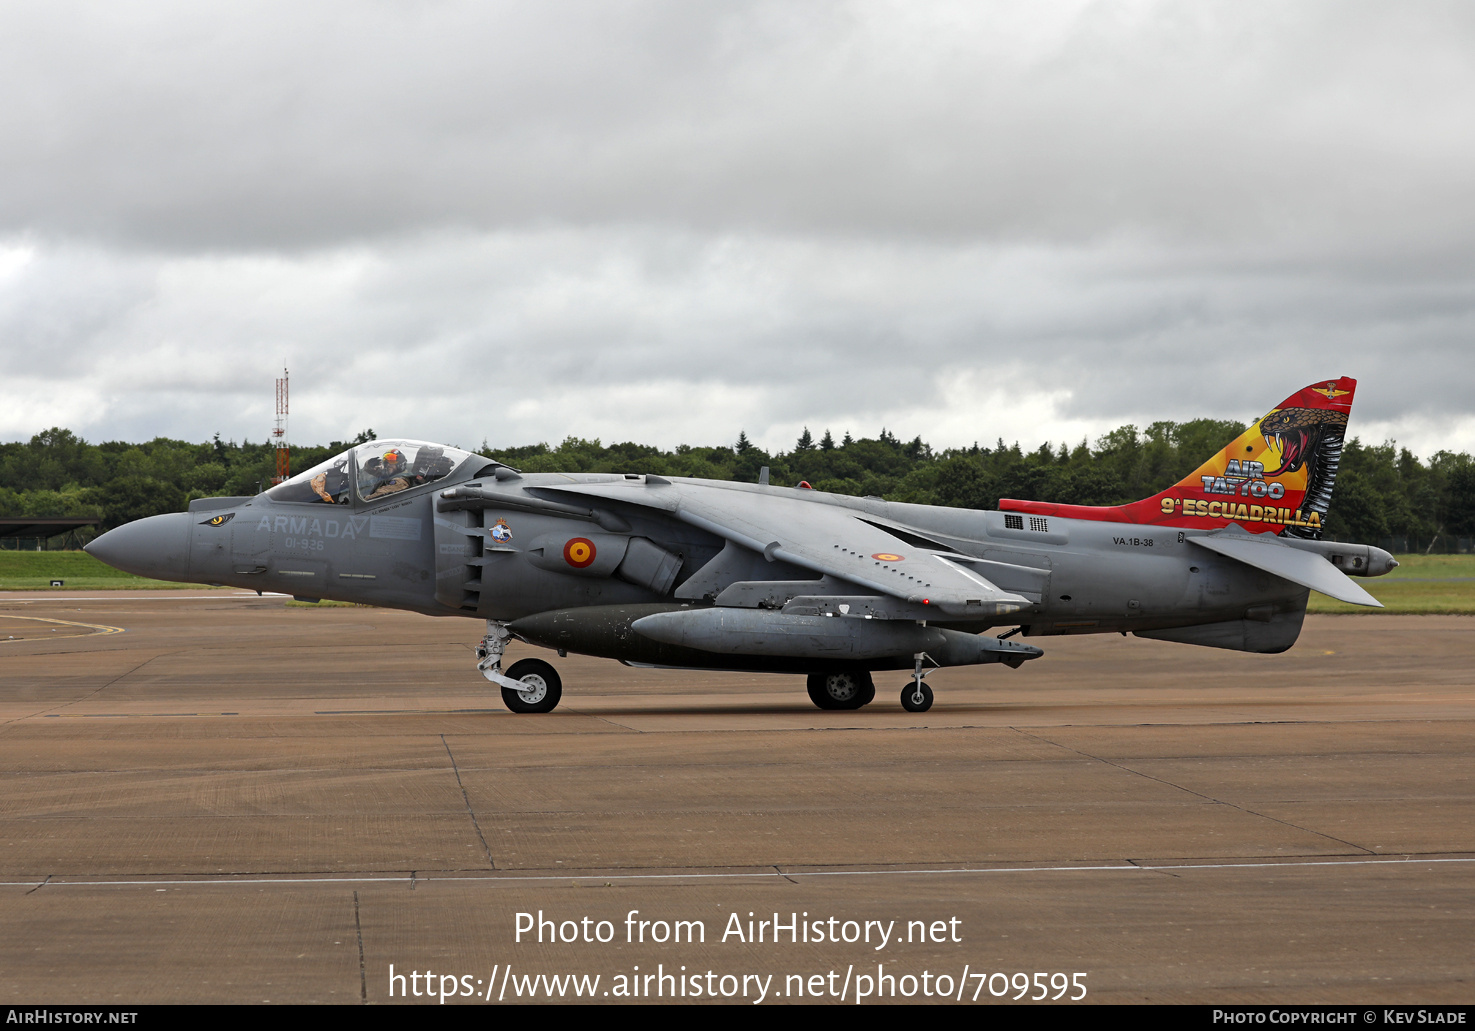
[806,670,876,710]
[807,653,939,713]
[476,620,563,714]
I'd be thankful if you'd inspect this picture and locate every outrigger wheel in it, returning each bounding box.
[900,681,934,713]
[501,658,563,714]
[900,651,935,712]
[806,670,876,710]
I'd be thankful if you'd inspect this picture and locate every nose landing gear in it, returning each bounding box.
[476,620,563,713]
[500,658,563,714]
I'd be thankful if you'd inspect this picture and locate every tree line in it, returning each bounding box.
[3,422,1473,548]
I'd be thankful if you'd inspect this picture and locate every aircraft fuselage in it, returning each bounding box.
[95,466,1387,669]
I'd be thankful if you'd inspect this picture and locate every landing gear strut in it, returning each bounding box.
[476,620,563,713]
[900,652,935,713]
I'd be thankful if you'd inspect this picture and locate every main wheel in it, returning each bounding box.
[899,681,933,713]
[501,658,563,714]
[806,670,874,710]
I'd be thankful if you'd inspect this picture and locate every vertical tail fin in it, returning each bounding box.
[1000,377,1355,538]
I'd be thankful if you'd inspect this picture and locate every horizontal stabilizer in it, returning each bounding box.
[1188,534,1382,607]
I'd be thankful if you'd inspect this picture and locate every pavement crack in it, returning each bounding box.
[774,865,799,884]
[2,652,175,728]
[24,874,51,895]
[565,707,642,732]
[442,735,496,870]
[353,890,368,1005]
[1127,858,1181,878]
[1010,727,1377,856]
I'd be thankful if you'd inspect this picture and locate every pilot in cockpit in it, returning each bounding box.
[361,446,457,500]
[362,450,413,499]
[268,440,464,505]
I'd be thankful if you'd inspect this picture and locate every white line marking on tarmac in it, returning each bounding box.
[6,855,1472,890]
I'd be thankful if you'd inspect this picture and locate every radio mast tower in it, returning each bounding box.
[271,365,289,484]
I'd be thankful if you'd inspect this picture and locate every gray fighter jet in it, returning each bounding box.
[86,377,1395,713]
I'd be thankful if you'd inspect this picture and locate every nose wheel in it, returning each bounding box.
[476,620,563,713]
[500,658,563,714]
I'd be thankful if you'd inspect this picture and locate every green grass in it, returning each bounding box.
[1307,553,1475,614]
[0,550,210,590]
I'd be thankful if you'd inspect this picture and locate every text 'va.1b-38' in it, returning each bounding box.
[88,377,1394,714]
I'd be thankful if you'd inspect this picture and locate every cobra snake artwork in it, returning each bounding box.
[1260,407,1349,538]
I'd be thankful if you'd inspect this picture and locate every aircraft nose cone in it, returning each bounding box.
[85,512,192,582]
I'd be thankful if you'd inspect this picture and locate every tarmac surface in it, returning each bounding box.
[0,590,1471,1004]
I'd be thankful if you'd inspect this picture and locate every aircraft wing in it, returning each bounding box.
[1189,533,1382,607]
[537,480,1031,617]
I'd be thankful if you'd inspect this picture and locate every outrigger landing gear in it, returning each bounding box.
[806,670,876,710]
[476,619,563,713]
[900,652,936,713]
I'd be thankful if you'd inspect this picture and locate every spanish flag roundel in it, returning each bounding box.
[563,537,597,568]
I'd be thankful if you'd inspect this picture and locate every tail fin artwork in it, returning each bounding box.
[1001,377,1355,539]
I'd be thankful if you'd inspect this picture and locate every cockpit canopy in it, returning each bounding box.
[265,440,479,505]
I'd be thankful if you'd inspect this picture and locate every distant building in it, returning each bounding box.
[0,518,101,551]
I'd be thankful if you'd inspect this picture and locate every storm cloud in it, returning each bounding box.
[2,1,1472,456]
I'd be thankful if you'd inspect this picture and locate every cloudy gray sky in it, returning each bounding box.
[2,1,1473,459]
